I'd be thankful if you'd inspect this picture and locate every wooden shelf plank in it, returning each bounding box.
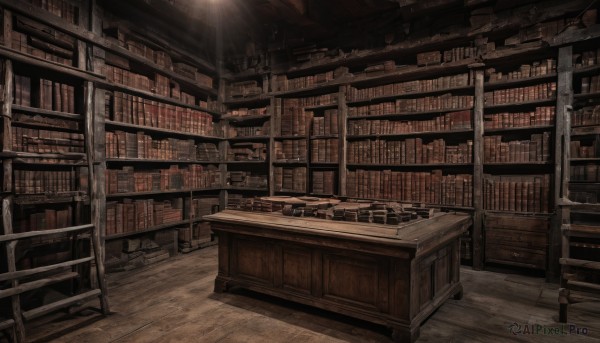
[484,72,557,90]
[106,158,220,164]
[22,289,101,322]
[347,85,475,106]
[227,136,270,142]
[0,224,93,243]
[105,120,223,140]
[0,272,78,300]
[572,125,600,136]
[347,106,473,120]
[106,187,222,199]
[12,105,83,121]
[484,125,554,134]
[483,98,556,110]
[347,129,473,140]
[222,114,271,123]
[223,95,270,106]
[105,219,192,240]
[560,258,600,270]
[346,163,473,168]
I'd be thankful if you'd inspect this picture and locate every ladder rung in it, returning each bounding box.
[560,258,600,270]
[568,280,600,293]
[0,257,93,282]
[22,289,102,322]
[0,318,15,331]
[0,224,93,243]
[0,272,78,300]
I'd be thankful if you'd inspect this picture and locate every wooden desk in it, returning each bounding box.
[206,210,471,342]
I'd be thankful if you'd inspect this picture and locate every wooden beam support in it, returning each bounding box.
[472,66,485,270]
[338,86,348,197]
[22,289,102,321]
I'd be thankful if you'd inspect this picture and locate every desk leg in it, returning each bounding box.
[392,326,419,343]
[214,277,229,293]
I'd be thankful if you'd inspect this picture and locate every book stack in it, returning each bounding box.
[228,142,267,161]
[348,110,471,135]
[228,121,270,137]
[484,106,555,129]
[38,79,76,113]
[109,92,219,137]
[190,197,220,220]
[487,59,556,82]
[346,169,473,207]
[13,127,84,154]
[416,45,477,66]
[570,137,600,158]
[25,0,79,25]
[154,73,170,97]
[347,138,473,164]
[571,105,600,126]
[274,140,307,161]
[12,17,75,66]
[273,167,307,192]
[311,139,338,163]
[580,74,600,94]
[227,172,268,188]
[105,198,184,236]
[196,143,220,161]
[311,109,339,136]
[105,165,221,194]
[226,106,268,117]
[14,205,73,233]
[280,99,312,136]
[483,82,556,105]
[574,49,600,68]
[484,133,551,163]
[154,51,173,69]
[312,171,336,195]
[571,165,600,182]
[15,170,75,194]
[13,75,31,106]
[364,60,396,76]
[229,80,262,98]
[396,94,474,112]
[105,65,152,92]
[105,131,198,161]
[126,39,155,61]
[347,73,472,101]
[299,94,338,107]
[273,70,335,92]
[483,174,551,213]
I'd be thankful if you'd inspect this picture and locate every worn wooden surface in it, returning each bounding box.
[16,247,600,343]
[22,245,600,343]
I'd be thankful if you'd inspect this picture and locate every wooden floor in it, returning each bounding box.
[25,245,600,343]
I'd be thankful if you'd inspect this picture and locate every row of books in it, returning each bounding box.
[25,0,79,25]
[300,94,338,107]
[484,106,555,129]
[12,127,84,154]
[106,131,198,161]
[279,107,311,136]
[274,167,307,192]
[272,70,335,92]
[311,171,336,195]
[105,198,184,236]
[311,139,339,163]
[483,174,551,213]
[274,140,307,161]
[347,138,473,165]
[105,165,221,194]
[228,142,267,161]
[108,92,219,137]
[14,170,76,194]
[227,122,270,138]
[348,94,473,117]
[484,133,551,163]
[228,80,262,98]
[571,165,600,182]
[574,49,600,68]
[196,143,220,161]
[346,170,473,207]
[225,106,268,117]
[571,105,600,127]
[190,197,220,219]
[569,184,600,204]
[346,73,472,101]
[348,110,472,135]
[14,205,73,233]
[416,45,478,66]
[13,75,76,113]
[227,171,268,188]
[104,65,152,93]
[483,82,556,105]
[487,59,556,83]
[581,74,600,94]
[12,30,73,67]
[311,109,339,136]
[570,138,599,158]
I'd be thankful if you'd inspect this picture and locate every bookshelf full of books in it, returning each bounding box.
[558,43,600,322]
[222,76,271,197]
[482,56,558,271]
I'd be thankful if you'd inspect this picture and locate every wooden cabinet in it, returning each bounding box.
[207,210,471,342]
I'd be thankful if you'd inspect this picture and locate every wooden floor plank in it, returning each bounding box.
[20,246,600,343]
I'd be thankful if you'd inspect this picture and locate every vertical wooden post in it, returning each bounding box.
[268,96,276,196]
[552,45,573,282]
[3,9,12,48]
[338,86,348,197]
[2,59,24,343]
[85,81,109,314]
[471,65,485,270]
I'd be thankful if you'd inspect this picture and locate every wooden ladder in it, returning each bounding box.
[0,61,109,342]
